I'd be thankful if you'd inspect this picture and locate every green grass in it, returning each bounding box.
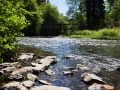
[64,28,120,40]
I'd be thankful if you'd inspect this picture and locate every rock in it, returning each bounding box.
[31,63,48,72]
[63,55,75,59]
[38,80,50,85]
[39,58,57,65]
[1,67,16,73]
[88,83,104,90]
[9,72,23,80]
[63,71,73,76]
[0,62,19,68]
[62,67,75,70]
[76,64,90,72]
[31,85,71,90]
[81,73,105,85]
[103,84,114,90]
[45,69,55,76]
[88,83,114,90]
[21,80,35,88]
[2,81,27,90]
[27,73,38,82]
[18,53,36,60]
[12,67,32,75]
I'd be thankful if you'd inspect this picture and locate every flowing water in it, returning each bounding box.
[17,37,120,90]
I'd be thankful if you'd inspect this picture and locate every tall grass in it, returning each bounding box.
[67,28,120,39]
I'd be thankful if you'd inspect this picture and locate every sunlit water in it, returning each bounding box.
[17,37,120,90]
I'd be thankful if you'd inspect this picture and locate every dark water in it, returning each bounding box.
[17,37,120,90]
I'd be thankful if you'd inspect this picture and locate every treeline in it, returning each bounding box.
[0,0,68,63]
[66,0,120,30]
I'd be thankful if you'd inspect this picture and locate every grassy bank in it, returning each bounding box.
[62,28,120,40]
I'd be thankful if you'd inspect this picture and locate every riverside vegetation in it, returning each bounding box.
[62,28,120,40]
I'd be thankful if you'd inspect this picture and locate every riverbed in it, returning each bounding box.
[17,37,120,90]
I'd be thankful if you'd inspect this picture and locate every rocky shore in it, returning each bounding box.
[0,53,115,90]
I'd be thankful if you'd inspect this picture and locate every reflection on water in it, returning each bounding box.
[17,37,120,89]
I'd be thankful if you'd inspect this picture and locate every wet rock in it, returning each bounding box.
[31,85,71,90]
[63,55,75,59]
[88,83,114,90]
[81,73,105,85]
[45,69,55,76]
[63,71,73,76]
[76,64,90,72]
[21,80,35,88]
[62,67,75,70]
[38,80,50,85]
[1,67,16,73]
[27,73,38,82]
[18,53,36,60]
[31,63,48,71]
[38,58,57,65]
[0,62,19,68]
[88,83,104,90]
[2,81,27,90]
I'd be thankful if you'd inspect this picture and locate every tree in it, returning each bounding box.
[0,0,28,63]
[39,2,68,36]
[85,0,105,30]
[22,0,43,36]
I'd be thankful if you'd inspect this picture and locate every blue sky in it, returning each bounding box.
[49,0,68,16]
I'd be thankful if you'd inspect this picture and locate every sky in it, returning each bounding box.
[49,0,68,16]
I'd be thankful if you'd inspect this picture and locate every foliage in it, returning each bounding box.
[22,0,43,36]
[66,28,120,40]
[39,2,69,36]
[0,0,28,63]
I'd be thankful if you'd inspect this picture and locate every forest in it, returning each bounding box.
[0,0,120,63]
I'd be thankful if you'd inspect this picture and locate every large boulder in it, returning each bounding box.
[81,73,105,85]
[31,85,71,90]
[2,81,27,90]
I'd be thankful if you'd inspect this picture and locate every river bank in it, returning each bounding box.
[1,37,120,89]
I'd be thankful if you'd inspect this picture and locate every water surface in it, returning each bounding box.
[17,37,120,89]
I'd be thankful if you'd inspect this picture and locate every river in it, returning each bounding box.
[17,37,120,90]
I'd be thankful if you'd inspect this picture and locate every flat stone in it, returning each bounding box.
[21,80,35,88]
[62,67,75,70]
[76,64,90,72]
[63,55,75,59]
[31,85,71,90]
[63,71,73,76]
[18,53,36,60]
[2,81,27,90]
[38,80,50,85]
[81,73,105,84]
[45,69,55,76]
[1,67,16,73]
[27,73,38,82]
[0,62,19,68]
[88,83,114,90]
